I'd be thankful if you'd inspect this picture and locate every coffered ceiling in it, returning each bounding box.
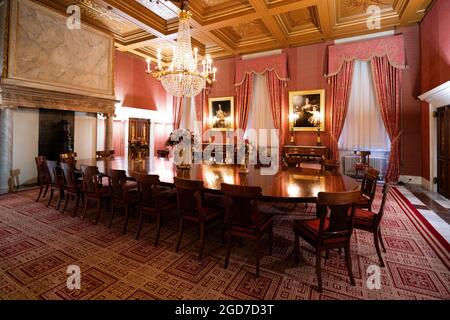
[33,0,435,61]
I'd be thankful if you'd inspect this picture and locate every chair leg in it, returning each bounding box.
[256,232,261,277]
[199,221,205,261]
[175,216,184,252]
[73,193,81,217]
[94,199,102,225]
[268,225,273,256]
[62,194,70,213]
[43,184,49,199]
[224,231,232,269]
[135,212,144,240]
[108,204,116,228]
[378,227,386,252]
[82,198,90,220]
[374,229,385,267]
[56,190,64,211]
[325,249,330,260]
[293,233,300,264]
[36,185,44,202]
[345,244,355,286]
[122,206,130,234]
[316,249,323,293]
[47,188,54,207]
[155,212,161,246]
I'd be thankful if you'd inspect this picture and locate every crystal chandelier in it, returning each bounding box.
[145,9,216,97]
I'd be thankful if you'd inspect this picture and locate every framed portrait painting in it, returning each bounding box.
[208,96,234,131]
[289,90,325,131]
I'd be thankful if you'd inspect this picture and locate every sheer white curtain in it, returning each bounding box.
[339,60,390,152]
[246,74,275,147]
[179,97,196,131]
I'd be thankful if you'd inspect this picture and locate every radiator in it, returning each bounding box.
[342,156,388,178]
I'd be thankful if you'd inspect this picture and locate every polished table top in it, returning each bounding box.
[77,157,359,202]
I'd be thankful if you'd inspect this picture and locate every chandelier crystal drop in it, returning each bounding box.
[146,10,216,97]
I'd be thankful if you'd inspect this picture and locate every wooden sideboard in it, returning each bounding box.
[283,145,329,167]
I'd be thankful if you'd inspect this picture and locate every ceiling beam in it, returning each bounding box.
[248,0,288,47]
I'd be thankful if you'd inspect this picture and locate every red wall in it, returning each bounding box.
[420,0,450,181]
[115,51,167,111]
[208,29,422,176]
[115,51,173,153]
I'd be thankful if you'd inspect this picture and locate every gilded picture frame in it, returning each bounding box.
[208,96,234,131]
[289,90,325,131]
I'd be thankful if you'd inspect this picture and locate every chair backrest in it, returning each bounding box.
[221,183,262,227]
[35,156,49,183]
[45,160,61,185]
[375,183,391,223]
[361,168,379,199]
[316,189,362,241]
[107,169,128,199]
[321,159,340,173]
[173,177,204,215]
[82,166,102,195]
[60,162,78,190]
[354,151,371,164]
[60,152,77,163]
[134,173,161,208]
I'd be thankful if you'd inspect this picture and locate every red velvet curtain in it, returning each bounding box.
[172,96,183,130]
[329,61,355,161]
[371,56,402,182]
[195,89,206,134]
[236,74,254,130]
[266,70,283,129]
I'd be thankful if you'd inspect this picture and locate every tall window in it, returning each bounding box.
[338,60,390,152]
[246,74,275,147]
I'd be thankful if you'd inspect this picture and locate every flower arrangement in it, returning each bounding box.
[129,138,148,160]
[165,129,196,147]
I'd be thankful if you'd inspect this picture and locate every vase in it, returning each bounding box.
[176,149,191,170]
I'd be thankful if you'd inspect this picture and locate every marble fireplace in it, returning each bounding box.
[0,0,118,192]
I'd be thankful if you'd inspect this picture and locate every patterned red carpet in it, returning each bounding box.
[0,187,449,300]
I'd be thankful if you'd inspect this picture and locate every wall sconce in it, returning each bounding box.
[288,113,299,144]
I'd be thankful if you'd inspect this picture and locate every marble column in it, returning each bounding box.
[0,106,13,194]
[105,114,114,151]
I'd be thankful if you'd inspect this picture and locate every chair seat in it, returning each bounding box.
[232,213,273,234]
[354,208,376,227]
[182,205,222,221]
[125,181,138,191]
[356,195,370,206]
[293,218,347,245]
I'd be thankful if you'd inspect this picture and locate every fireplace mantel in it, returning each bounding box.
[0,83,118,114]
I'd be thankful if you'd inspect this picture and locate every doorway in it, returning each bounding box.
[436,106,450,198]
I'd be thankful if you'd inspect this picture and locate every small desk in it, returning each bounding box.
[283,145,329,167]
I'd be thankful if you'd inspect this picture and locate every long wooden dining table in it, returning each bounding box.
[77,156,360,203]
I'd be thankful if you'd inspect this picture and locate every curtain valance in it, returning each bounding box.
[325,35,406,77]
[235,53,289,86]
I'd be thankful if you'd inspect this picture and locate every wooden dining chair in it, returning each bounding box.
[221,183,274,276]
[293,189,361,292]
[356,168,379,211]
[354,151,371,179]
[354,183,391,267]
[60,162,82,216]
[321,159,341,173]
[45,160,64,210]
[81,166,111,224]
[134,173,176,245]
[107,169,139,234]
[35,156,51,202]
[174,177,223,261]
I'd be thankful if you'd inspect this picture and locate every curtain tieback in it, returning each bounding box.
[390,131,402,145]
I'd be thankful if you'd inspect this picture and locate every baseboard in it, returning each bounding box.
[399,175,422,185]
[422,178,431,190]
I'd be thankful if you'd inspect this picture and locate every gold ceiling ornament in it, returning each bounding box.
[145,4,216,97]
